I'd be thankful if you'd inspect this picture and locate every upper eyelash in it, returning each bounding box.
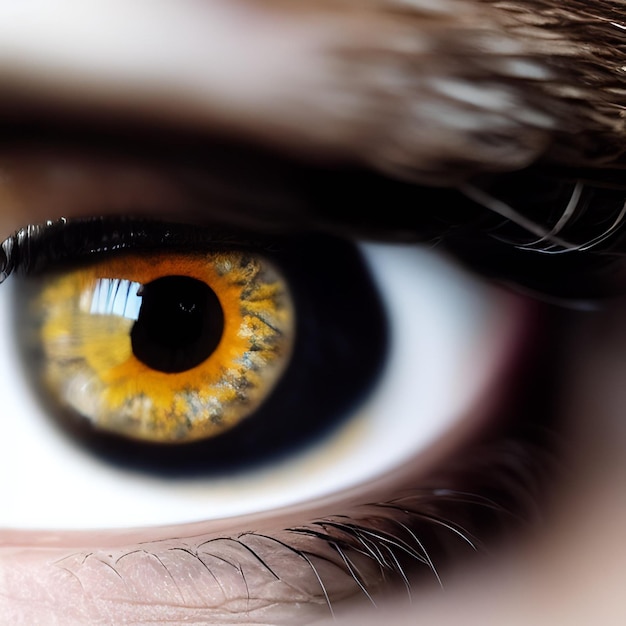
[4,168,625,289]
[0,217,275,284]
[462,177,626,255]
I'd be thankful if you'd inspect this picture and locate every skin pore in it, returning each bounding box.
[1,0,626,624]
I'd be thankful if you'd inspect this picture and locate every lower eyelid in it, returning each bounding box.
[2,377,540,625]
[1,531,366,623]
[1,427,547,626]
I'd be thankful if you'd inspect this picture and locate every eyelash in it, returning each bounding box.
[440,169,626,302]
[0,217,269,282]
[52,437,551,617]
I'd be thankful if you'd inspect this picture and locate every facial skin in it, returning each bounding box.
[1,1,626,624]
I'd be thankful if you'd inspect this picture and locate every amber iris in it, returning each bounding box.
[31,251,294,443]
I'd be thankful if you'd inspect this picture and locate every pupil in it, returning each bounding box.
[131,275,224,373]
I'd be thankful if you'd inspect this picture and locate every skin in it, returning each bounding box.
[1,0,626,624]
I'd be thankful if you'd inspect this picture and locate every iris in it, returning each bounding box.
[20,249,294,443]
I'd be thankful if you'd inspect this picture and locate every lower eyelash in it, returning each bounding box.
[49,434,553,623]
[42,304,560,622]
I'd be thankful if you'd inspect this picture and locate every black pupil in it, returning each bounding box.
[130,275,224,373]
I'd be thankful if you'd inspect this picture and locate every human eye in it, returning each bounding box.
[0,140,535,621]
[2,1,626,625]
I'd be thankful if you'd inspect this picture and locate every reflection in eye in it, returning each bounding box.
[22,248,294,443]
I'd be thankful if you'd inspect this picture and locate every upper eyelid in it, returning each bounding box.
[0,145,317,238]
[6,144,626,304]
[0,142,480,242]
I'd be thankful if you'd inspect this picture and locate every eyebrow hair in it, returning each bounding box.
[0,0,625,183]
[1,0,625,194]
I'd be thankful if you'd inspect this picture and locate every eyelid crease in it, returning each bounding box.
[0,217,278,284]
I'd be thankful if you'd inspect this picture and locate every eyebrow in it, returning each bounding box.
[0,0,563,183]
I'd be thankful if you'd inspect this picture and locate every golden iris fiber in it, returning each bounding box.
[35,251,294,443]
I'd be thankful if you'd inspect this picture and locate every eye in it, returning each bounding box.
[0,218,524,530]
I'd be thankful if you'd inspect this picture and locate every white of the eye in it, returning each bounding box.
[0,244,526,529]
